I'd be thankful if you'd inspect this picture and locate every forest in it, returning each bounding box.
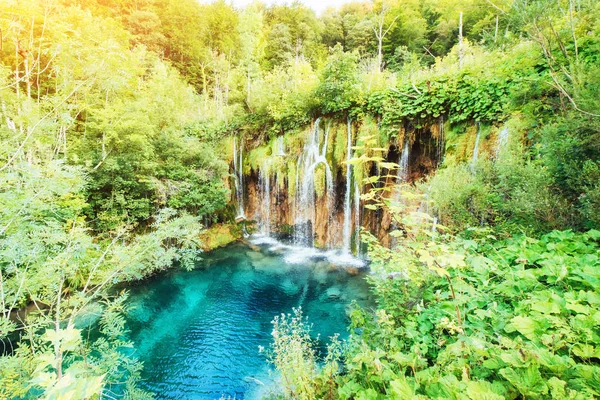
[0,0,599,398]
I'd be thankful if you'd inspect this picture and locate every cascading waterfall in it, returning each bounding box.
[342,118,354,252]
[471,122,482,166]
[294,118,334,246]
[391,136,411,240]
[258,160,271,235]
[233,137,245,218]
[398,136,410,184]
[496,127,509,157]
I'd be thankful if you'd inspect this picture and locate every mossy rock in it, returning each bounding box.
[199,224,241,251]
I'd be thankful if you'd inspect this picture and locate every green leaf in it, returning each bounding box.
[573,344,600,359]
[566,301,590,315]
[378,162,399,170]
[466,381,504,400]
[505,316,539,341]
[585,230,600,240]
[389,377,415,398]
[547,377,567,399]
[499,365,548,397]
[339,380,362,398]
[356,388,380,400]
[530,300,562,314]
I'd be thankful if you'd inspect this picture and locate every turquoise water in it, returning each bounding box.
[122,240,372,399]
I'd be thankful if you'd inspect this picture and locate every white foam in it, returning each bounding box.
[249,234,366,268]
[249,235,280,246]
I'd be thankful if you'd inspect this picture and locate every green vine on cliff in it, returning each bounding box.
[369,73,511,136]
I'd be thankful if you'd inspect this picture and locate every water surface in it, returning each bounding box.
[123,239,372,399]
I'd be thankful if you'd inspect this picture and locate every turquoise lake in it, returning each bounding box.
[121,238,373,399]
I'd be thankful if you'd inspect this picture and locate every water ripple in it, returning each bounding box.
[123,242,373,399]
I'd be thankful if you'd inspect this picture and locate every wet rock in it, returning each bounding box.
[346,267,360,276]
[246,251,265,261]
[281,279,301,296]
[328,263,341,272]
[326,287,342,299]
[253,256,289,276]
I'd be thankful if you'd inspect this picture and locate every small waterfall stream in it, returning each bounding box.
[471,122,482,166]
[277,136,286,156]
[496,126,509,157]
[294,118,334,246]
[233,137,245,218]
[342,118,353,252]
[258,160,271,235]
[390,136,411,240]
[354,180,361,255]
[398,136,410,184]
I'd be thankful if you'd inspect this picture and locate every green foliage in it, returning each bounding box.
[539,114,600,228]
[315,46,363,117]
[0,160,202,398]
[270,308,319,399]
[3,0,600,398]
[426,154,569,234]
[370,69,511,136]
[311,228,600,399]
[247,61,319,136]
[269,308,344,400]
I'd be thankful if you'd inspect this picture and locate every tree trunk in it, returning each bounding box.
[458,12,464,69]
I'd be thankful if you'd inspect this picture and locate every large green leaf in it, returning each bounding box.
[466,381,504,400]
[505,316,540,341]
[499,366,548,398]
[389,377,416,398]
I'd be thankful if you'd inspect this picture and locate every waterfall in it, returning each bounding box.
[354,180,361,255]
[398,136,410,183]
[258,160,271,235]
[496,127,509,157]
[233,137,245,218]
[471,122,482,166]
[294,118,334,247]
[342,118,353,252]
[391,136,411,241]
[277,136,286,156]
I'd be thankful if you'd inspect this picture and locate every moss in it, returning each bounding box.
[246,146,269,173]
[278,224,294,236]
[276,170,285,190]
[223,136,235,164]
[286,128,307,157]
[333,122,347,168]
[288,161,297,198]
[271,137,278,156]
[314,165,326,197]
[198,224,241,251]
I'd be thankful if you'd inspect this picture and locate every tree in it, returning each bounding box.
[315,45,362,115]
[372,0,399,71]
